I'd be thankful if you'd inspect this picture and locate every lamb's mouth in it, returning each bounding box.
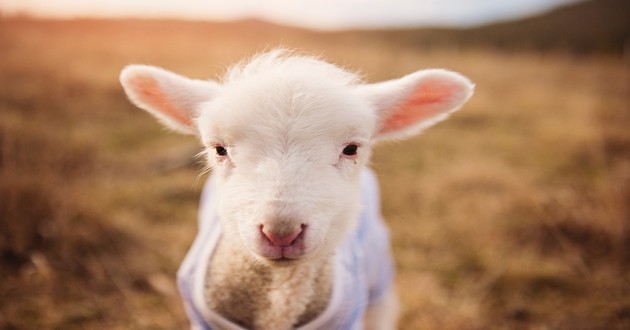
[256,248,312,266]
[265,250,306,262]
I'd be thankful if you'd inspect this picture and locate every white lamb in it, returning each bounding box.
[120,50,473,330]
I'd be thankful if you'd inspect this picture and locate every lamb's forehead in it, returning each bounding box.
[197,52,376,145]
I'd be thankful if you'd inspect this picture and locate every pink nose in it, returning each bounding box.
[261,225,304,247]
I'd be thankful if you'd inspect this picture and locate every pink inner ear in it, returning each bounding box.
[379,76,463,135]
[127,74,193,127]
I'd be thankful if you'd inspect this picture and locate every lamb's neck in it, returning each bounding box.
[205,235,333,330]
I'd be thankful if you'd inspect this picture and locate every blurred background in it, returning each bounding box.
[0,0,628,329]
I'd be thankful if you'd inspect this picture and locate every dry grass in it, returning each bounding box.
[0,18,628,329]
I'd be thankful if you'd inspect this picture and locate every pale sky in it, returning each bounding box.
[0,0,580,30]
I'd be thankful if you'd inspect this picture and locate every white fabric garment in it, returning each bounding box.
[177,169,395,329]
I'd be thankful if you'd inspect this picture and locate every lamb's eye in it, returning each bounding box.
[215,146,228,157]
[342,144,358,156]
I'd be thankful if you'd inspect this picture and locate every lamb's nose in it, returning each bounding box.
[261,224,304,247]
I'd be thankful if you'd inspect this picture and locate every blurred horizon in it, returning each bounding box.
[0,0,582,31]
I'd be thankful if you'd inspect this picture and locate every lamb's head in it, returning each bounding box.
[120,50,473,265]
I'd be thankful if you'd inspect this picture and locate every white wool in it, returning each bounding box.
[222,49,361,86]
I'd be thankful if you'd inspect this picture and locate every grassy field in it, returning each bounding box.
[0,18,628,329]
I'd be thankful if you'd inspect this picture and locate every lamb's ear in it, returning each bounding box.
[119,65,219,135]
[359,69,474,141]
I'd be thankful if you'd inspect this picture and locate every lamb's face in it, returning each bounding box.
[119,50,474,265]
[197,78,376,263]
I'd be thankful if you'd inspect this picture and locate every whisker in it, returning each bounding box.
[193,149,212,190]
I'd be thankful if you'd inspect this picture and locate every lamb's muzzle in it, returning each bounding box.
[259,223,307,260]
[261,223,305,247]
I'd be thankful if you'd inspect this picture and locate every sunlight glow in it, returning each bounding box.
[0,0,579,30]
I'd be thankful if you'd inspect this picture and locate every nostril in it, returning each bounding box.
[261,224,305,247]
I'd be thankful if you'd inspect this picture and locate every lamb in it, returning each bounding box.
[119,50,474,330]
